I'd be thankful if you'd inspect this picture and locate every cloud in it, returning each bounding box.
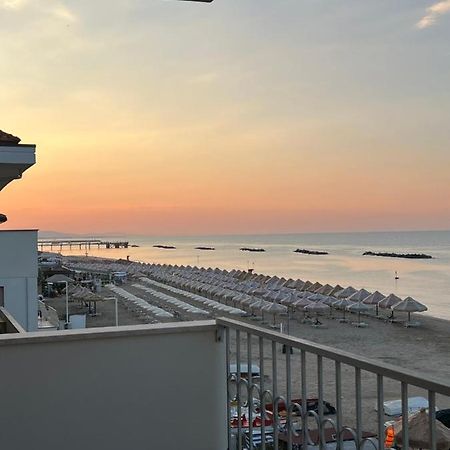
[0,0,28,9]
[0,0,77,22]
[51,4,77,23]
[417,0,450,29]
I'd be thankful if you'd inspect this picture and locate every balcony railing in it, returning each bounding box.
[217,317,450,450]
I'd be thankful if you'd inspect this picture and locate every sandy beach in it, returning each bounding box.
[45,255,450,436]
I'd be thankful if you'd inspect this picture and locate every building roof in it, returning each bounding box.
[0,130,21,145]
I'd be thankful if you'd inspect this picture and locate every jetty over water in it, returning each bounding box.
[38,239,129,251]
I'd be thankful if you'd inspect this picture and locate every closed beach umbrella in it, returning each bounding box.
[394,409,450,450]
[347,289,371,302]
[392,296,428,323]
[335,286,357,299]
[347,301,369,325]
[363,291,385,316]
[328,284,344,297]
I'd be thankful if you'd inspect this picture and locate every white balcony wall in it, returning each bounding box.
[0,322,227,450]
[0,230,39,331]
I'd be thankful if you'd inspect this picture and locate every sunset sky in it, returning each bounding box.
[1,0,450,235]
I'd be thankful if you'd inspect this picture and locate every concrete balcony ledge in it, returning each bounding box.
[0,319,227,450]
[0,319,218,346]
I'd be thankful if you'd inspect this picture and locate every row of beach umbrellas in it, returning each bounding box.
[61,260,428,326]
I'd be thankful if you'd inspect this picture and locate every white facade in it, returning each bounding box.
[0,230,38,331]
[0,141,37,331]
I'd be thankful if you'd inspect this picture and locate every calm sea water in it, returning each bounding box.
[45,230,450,320]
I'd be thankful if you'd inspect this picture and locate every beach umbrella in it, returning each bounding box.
[304,301,330,314]
[315,284,334,295]
[335,286,357,299]
[332,298,352,321]
[279,292,299,306]
[379,293,402,312]
[347,301,369,326]
[304,301,330,325]
[293,279,305,290]
[249,298,269,322]
[292,297,311,308]
[392,296,428,323]
[362,291,385,316]
[264,301,288,328]
[308,282,323,292]
[347,288,371,302]
[251,287,267,298]
[284,278,297,289]
[308,293,325,302]
[292,297,311,321]
[328,284,344,297]
[394,409,450,450]
[46,274,74,284]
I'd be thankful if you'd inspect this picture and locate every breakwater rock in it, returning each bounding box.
[294,249,328,255]
[363,251,432,259]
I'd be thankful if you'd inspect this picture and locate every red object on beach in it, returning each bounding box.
[230,412,274,428]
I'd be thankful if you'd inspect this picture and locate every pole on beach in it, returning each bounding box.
[65,281,69,329]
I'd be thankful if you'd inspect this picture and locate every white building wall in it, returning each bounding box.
[0,230,38,331]
[0,322,227,450]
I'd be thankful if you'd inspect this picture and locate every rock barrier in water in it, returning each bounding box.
[363,251,432,259]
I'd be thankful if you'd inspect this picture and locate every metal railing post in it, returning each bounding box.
[377,375,384,450]
[226,327,232,449]
[259,336,266,450]
[272,340,279,450]
[401,382,409,450]
[237,329,242,450]
[247,332,253,449]
[355,367,362,449]
[286,345,292,450]
[428,390,436,450]
[335,361,343,450]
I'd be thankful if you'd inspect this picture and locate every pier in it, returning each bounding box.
[38,239,129,251]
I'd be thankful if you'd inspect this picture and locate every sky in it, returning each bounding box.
[1,0,450,236]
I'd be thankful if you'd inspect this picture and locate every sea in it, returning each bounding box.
[41,230,450,320]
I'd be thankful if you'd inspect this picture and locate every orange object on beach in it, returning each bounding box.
[384,425,395,448]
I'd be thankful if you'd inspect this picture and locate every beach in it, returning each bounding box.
[44,254,450,436]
